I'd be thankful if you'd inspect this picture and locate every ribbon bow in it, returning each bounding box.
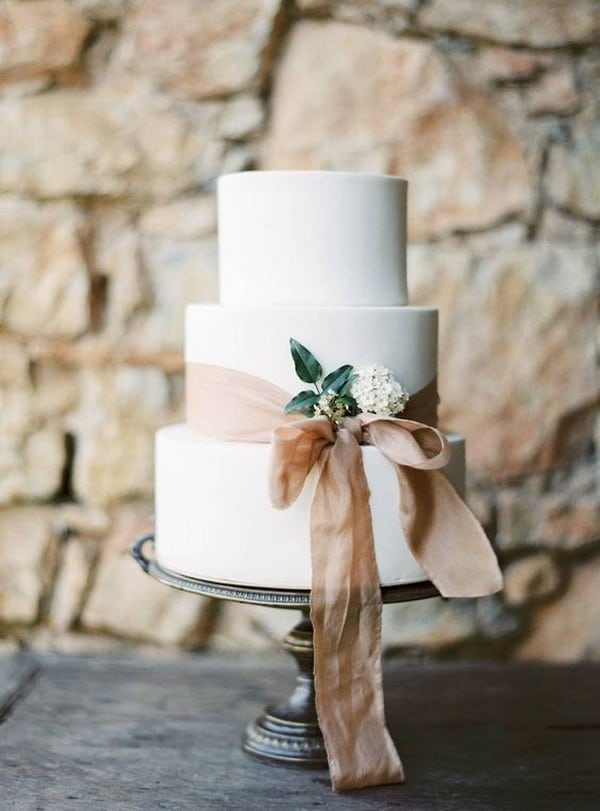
[186,363,503,791]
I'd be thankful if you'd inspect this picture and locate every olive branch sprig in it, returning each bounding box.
[283,338,359,419]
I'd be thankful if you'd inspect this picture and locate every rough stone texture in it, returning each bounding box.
[70,366,179,506]
[0,1,597,660]
[383,594,520,652]
[48,536,98,631]
[0,87,223,198]
[518,556,600,661]
[82,504,210,646]
[209,604,300,652]
[263,22,531,238]
[52,504,110,538]
[135,230,218,353]
[113,0,282,99]
[0,354,78,505]
[525,68,579,116]
[297,0,415,29]
[139,196,217,240]
[220,142,258,175]
[0,1,90,81]
[409,238,598,477]
[539,207,598,244]
[58,196,219,358]
[503,554,561,606]
[298,0,417,8]
[219,95,265,139]
[74,0,133,22]
[0,508,57,624]
[21,430,66,500]
[418,0,600,47]
[0,425,63,506]
[383,598,480,651]
[496,463,600,550]
[546,110,600,219]
[89,202,145,338]
[476,47,552,83]
[0,198,89,338]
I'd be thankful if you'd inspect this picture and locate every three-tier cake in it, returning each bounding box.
[155,171,466,589]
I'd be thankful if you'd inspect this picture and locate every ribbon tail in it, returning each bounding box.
[394,466,503,598]
[310,430,404,791]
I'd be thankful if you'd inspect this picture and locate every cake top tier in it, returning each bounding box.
[217,171,408,307]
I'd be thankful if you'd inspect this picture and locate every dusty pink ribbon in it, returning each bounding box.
[187,363,503,791]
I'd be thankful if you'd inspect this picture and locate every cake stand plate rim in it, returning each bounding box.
[131,534,440,607]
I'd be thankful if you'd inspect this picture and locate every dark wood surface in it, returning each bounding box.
[1,653,599,810]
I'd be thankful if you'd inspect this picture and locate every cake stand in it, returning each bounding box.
[131,534,439,767]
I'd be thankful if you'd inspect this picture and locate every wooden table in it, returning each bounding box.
[1,653,598,810]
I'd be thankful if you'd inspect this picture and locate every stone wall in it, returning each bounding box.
[0,0,598,660]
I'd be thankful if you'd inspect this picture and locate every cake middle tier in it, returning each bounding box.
[186,304,438,396]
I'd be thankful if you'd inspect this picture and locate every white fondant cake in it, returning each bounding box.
[155,170,467,589]
[185,304,437,394]
[218,171,408,306]
[156,427,465,589]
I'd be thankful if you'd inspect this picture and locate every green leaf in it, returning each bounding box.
[321,364,354,394]
[339,373,358,396]
[289,338,322,385]
[283,390,320,414]
[337,394,359,415]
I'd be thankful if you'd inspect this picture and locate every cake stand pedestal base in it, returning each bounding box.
[131,534,439,770]
[242,612,327,766]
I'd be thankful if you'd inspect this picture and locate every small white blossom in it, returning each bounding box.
[350,364,410,417]
[314,390,349,424]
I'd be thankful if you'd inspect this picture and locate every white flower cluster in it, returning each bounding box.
[350,364,410,417]
[314,390,349,424]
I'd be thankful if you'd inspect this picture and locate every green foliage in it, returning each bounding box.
[339,373,358,396]
[289,338,322,385]
[285,338,356,421]
[321,365,353,394]
[283,390,320,415]
[337,394,359,415]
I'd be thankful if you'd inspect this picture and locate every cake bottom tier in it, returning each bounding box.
[155,425,466,590]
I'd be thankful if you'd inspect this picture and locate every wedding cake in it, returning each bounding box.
[155,170,467,590]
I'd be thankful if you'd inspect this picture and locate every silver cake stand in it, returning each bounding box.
[131,534,440,767]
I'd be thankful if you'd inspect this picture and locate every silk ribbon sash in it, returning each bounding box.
[187,362,503,791]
